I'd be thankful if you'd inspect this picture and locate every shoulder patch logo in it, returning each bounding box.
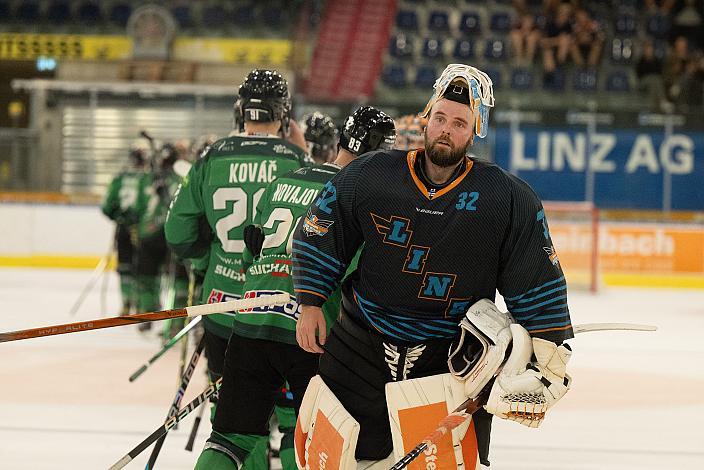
[302,210,334,237]
[543,245,560,266]
[273,144,297,156]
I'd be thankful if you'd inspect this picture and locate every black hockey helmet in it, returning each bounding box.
[128,148,146,167]
[237,69,291,134]
[303,112,338,162]
[339,106,396,156]
[158,143,179,169]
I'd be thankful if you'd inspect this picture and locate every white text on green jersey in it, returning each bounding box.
[229,160,279,184]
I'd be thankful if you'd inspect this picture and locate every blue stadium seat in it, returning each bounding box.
[614,14,636,36]
[396,9,419,31]
[428,10,450,32]
[415,65,437,88]
[453,38,476,60]
[490,13,511,33]
[389,34,414,59]
[16,1,40,22]
[510,68,534,90]
[483,67,502,88]
[543,69,565,91]
[382,64,408,87]
[459,12,481,35]
[47,0,70,23]
[610,38,634,64]
[422,38,444,59]
[606,70,630,92]
[109,2,131,27]
[171,5,193,28]
[233,4,255,26]
[646,14,670,38]
[484,38,507,61]
[78,1,102,24]
[0,1,10,20]
[261,5,284,27]
[573,69,598,92]
[653,40,667,60]
[204,5,227,27]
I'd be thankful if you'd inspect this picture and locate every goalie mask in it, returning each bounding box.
[339,106,396,156]
[237,69,292,134]
[420,63,495,139]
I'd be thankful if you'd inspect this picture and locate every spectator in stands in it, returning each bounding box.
[636,40,666,109]
[540,2,574,77]
[663,36,691,105]
[570,8,603,69]
[670,0,703,49]
[678,51,704,110]
[644,0,677,15]
[510,0,542,66]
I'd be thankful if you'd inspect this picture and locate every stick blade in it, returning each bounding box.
[573,323,657,334]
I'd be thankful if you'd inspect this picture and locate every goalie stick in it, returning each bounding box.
[144,337,205,469]
[0,293,288,343]
[109,377,222,470]
[389,322,657,470]
[129,316,203,382]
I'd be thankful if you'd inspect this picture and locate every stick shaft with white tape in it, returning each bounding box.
[0,294,289,343]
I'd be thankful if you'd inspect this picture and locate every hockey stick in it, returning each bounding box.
[129,316,202,382]
[185,395,207,451]
[144,337,205,469]
[389,396,486,470]
[0,293,288,343]
[109,377,222,470]
[389,322,657,470]
[68,253,110,316]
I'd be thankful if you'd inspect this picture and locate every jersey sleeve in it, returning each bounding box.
[101,175,120,221]
[164,157,212,259]
[497,174,574,344]
[292,162,365,307]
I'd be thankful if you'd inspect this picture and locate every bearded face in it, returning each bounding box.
[424,128,473,168]
[423,99,475,168]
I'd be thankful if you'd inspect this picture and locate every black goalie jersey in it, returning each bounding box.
[292,149,573,344]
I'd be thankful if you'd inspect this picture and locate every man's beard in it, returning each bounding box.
[424,131,472,168]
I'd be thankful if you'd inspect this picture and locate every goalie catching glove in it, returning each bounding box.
[448,299,513,399]
[484,323,572,428]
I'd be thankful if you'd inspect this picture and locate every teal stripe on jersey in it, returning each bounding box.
[504,276,565,301]
[293,239,343,266]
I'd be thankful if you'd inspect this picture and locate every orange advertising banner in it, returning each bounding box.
[549,222,704,286]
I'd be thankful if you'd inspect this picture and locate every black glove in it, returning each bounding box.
[243,224,265,258]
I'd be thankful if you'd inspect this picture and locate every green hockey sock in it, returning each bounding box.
[275,405,296,470]
[195,431,269,470]
[119,274,134,313]
[136,274,160,312]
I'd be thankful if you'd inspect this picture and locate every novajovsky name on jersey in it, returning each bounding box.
[240,290,300,321]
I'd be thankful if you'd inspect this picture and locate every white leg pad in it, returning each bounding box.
[385,373,482,470]
[295,375,360,470]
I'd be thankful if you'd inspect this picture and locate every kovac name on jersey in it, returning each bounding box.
[292,149,574,345]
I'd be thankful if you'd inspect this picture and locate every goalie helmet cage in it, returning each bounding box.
[543,201,599,293]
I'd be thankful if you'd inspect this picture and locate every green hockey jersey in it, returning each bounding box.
[234,163,342,345]
[101,170,148,226]
[137,170,183,239]
[165,134,307,339]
